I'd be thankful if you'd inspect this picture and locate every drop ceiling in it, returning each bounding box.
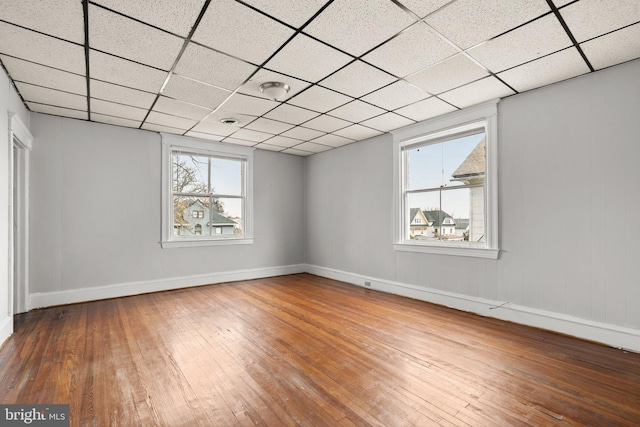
[1,0,639,156]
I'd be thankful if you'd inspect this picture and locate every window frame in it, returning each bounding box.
[391,100,499,259]
[160,133,254,248]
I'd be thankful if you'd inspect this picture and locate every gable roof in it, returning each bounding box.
[452,138,486,181]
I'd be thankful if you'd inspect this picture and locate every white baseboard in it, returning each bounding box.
[29,264,306,309]
[305,264,640,353]
[0,315,13,349]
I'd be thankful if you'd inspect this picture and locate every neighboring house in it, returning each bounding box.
[174,199,236,236]
[451,138,486,242]
[410,208,460,239]
[454,218,470,240]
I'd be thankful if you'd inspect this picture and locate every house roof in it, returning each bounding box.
[410,208,455,227]
[452,138,486,181]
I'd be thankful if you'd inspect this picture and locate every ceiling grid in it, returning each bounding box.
[0,0,639,156]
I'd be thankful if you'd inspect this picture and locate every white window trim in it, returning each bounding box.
[391,99,500,259]
[160,133,254,248]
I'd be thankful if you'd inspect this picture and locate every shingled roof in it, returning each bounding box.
[452,137,486,180]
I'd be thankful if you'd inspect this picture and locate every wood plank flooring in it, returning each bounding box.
[1,273,639,426]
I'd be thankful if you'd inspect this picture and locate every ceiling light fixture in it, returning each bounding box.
[259,81,290,101]
[220,118,238,125]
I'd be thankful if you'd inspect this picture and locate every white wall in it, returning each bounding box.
[0,67,31,345]
[28,115,305,306]
[305,59,640,351]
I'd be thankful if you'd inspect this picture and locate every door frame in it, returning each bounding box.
[8,112,32,315]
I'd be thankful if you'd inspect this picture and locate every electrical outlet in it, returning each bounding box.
[364,281,372,288]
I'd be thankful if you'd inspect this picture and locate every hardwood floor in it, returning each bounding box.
[1,273,639,426]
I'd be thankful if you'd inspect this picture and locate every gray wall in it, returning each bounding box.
[306,58,640,331]
[29,115,305,293]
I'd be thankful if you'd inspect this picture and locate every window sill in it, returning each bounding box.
[161,238,254,249]
[393,242,500,259]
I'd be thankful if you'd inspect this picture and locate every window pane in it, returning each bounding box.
[441,188,471,242]
[406,132,486,191]
[444,133,486,188]
[211,158,242,196]
[173,153,209,193]
[210,197,242,235]
[406,143,443,190]
[442,187,485,243]
[173,196,212,236]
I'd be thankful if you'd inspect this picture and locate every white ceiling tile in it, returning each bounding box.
[91,98,149,121]
[222,93,279,116]
[361,80,429,110]
[439,76,515,109]
[162,74,231,109]
[245,117,294,134]
[184,131,224,142]
[498,47,589,92]
[229,128,273,142]
[467,14,572,72]
[333,124,383,140]
[280,127,324,141]
[1,55,86,96]
[203,110,256,128]
[239,69,311,101]
[175,43,257,90]
[91,80,156,109]
[0,22,86,74]
[264,103,319,124]
[581,23,640,70]
[426,0,551,49]
[92,113,141,128]
[302,115,352,133]
[394,97,457,121]
[28,103,88,120]
[398,0,453,18]
[311,134,354,148]
[193,0,294,64]
[405,54,489,95]
[281,148,314,156]
[359,112,415,132]
[553,0,575,6]
[264,33,352,82]
[89,5,185,71]
[363,22,459,77]
[560,0,640,42]
[222,137,258,147]
[287,85,352,113]
[146,111,197,129]
[154,96,212,121]
[91,0,206,37]
[1,0,84,43]
[90,50,168,93]
[142,122,185,134]
[254,143,285,152]
[328,100,386,123]
[261,135,303,148]
[190,121,237,137]
[294,142,332,153]
[304,0,416,56]
[240,0,327,28]
[16,82,87,110]
[320,60,396,98]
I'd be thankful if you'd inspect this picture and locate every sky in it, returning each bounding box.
[406,132,485,219]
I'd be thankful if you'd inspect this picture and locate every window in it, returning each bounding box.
[161,134,254,248]
[392,100,499,259]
